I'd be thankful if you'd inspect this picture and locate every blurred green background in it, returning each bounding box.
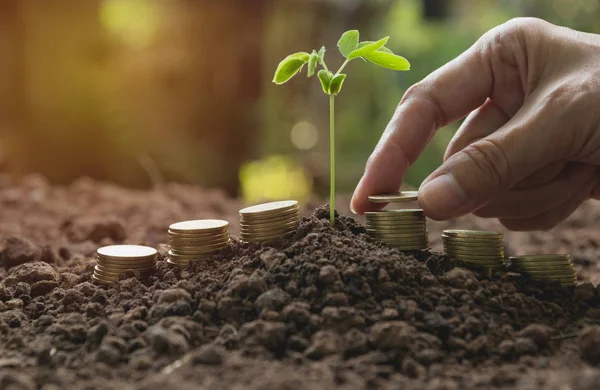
[1,0,599,203]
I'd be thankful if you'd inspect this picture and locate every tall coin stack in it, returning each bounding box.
[365,191,429,251]
[167,220,230,267]
[509,254,577,286]
[442,230,505,270]
[93,245,157,285]
[239,200,300,242]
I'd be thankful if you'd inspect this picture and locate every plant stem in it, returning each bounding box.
[329,94,335,226]
[337,59,350,74]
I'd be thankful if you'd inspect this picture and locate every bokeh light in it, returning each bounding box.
[290,121,319,150]
[100,0,160,49]
[239,155,313,204]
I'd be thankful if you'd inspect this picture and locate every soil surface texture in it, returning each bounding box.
[1,175,600,390]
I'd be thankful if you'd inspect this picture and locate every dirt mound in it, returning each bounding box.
[1,176,600,389]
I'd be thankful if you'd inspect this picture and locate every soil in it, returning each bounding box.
[1,174,600,390]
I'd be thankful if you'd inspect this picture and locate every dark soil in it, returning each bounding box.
[1,174,600,389]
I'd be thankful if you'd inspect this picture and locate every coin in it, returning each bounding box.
[366,222,427,230]
[170,246,227,256]
[169,229,229,238]
[169,238,230,249]
[509,254,570,261]
[240,214,300,226]
[97,245,157,260]
[366,211,424,220]
[239,200,299,217]
[516,269,576,276]
[443,230,503,239]
[166,258,189,267]
[170,239,228,251]
[169,219,228,234]
[511,264,577,272]
[368,191,419,203]
[444,245,504,255]
[366,224,427,232]
[368,230,428,238]
[96,260,155,269]
[241,220,299,234]
[441,237,503,245]
[510,260,573,268]
[443,245,504,254]
[443,240,504,249]
[240,208,299,223]
[92,274,114,285]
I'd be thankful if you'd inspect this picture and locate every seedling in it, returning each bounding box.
[273,30,410,226]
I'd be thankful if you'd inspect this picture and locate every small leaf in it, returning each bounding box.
[317,70,332,95]
[307,50,318,77]
[348,37,389,59]
[337,30,359,58]
[328,73,347,95]
[364,51,410,71]
[272,52,311,84]
[317,46,326,65]
[378,46,394,54]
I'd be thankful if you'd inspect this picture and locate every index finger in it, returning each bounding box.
[350,30,501,214]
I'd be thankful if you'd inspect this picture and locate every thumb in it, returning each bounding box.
[418,99,563,220]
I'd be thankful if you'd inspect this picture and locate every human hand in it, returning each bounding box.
[351,18,600,230]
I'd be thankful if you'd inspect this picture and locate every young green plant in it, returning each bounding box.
[273,30,410,226]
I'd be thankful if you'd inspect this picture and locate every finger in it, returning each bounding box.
[419,80,573,220]
[499,176,597,231]
[444,98,510,161]
[513,161,565,190]
[350,19,539,214]
[473,163,596,218]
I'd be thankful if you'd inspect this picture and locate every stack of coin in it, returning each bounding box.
[93,245,157,285]
[367,191,419,205]
[167,220,230,267]
[365,209,429,250]
[509,254,577,286]
[239,200,300,242]
[442,230,505,270]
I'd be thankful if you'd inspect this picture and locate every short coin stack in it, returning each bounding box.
[93,245,157,285]
[365,210,429,250]
[167,220,229,267]
[442,230,505,270]
[239,200,300,242]
[365,192,428,251]
[509,254,577,286]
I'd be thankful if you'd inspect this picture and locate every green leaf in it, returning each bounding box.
[328,73,347,95]
[364,51,410,71]
[348,37,389,59]
[337,30,359,58]
[378,46,394,54]
[317,46,326,65]
[317,70,332,95]
[307,50,318,77]
[272,52,311,84]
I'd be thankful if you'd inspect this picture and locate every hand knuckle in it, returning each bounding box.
[460,139,511,190]
[478,17,546,60]
[400,83,446,129]
[542,80,599,158]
